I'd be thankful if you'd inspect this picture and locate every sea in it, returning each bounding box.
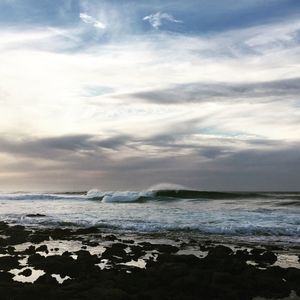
[1,184,300,246]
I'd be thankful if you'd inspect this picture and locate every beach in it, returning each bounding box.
[0,190,300,299]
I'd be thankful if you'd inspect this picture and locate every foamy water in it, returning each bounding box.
[0,187,299,246]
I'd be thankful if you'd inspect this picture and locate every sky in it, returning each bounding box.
[0,0,300,191]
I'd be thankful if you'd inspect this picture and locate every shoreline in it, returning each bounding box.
[0,221,300,300]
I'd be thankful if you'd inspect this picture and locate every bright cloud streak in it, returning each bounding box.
[143,12,183,29]
[79,12,106,29]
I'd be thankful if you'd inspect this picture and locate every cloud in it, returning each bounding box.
[1,132,299,191]
[79,12,106,29]
[0,2,300,190]
[127,77,300,104]
[0,134,130,162]
[143,12,183,29]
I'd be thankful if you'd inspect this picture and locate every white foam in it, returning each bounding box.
[0,193,84,201]
[86,189,105,199]
[104,191,154,203]
[86,189,154,203]
[86,182,190,202]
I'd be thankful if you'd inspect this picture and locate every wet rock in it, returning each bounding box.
[62,251,72,257]
[35,273,58,285]
[28,254,77,278]
[29,233,50,244]
[83,241,99,247]
[207,245,233,258]
[251,250,277,265]
[138,241,153,249]
[189,239,197,244]
[129,245,146,260]
[36,245,49,254]
[104,235,117,241]
[5,226,29,245]
[19,268,32,277]
[24,245,36,255]
[6,246,15,255]
[0,222,9,231]
[80,287,129,300]
[0,246,7,254]
[75,250,99,265]
[250,248,265,257]
[75,227,99,235]
[235,249,250,260]
[102,245,127,260]
[254,270,290,299]
[0,255,20,271]
[138,242,179,254]
[122,239,134,244]
[0,271,14,282]
[26,214,46,218]
[261,251,277,265]
[199,244,210,252]
[156,244,179,254]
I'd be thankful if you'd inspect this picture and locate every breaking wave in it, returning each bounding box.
[0,193,85,201]
[86,187,300,203]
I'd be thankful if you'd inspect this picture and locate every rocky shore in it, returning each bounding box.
[0,221,299,300]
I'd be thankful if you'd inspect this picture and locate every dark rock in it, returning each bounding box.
[75,227,99,235]
[129,245,146,260]
[104,234,117,241]
[0,271,14,282]
[250,249,277,265]
[261,251,277,265]
[138,242,179,254]
[155,244,179,254]
[250,248,265,257]
[0,255,20,271]
[235,249,250,260]
[102,245,127,260]
[24,245,36,255]
[75,250,99,265]
[0,222,9,231]
[28,254,76,277]
[19,268,32,277]
[29,233,49,244]
[122,239,134,244]
[83,241,99,247]
[36,245,48,253]
[62,251,72,257]
[199,244,209,251]
[46,228,73,240]
[5,226,29,245]
[6,246,15,255]
[26,214,46,218]
[207,245,233,258]
[80,287,129,300]
[35,273,58,285]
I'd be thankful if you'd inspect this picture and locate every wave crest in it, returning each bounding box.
[86,189,154,203]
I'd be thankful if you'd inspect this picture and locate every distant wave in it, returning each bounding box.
[86,188,272,203]
[86,190,154,203]
[1,188,300,204]
[0,193,85,201]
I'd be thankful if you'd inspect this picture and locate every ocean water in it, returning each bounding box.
[0,186,299,246]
